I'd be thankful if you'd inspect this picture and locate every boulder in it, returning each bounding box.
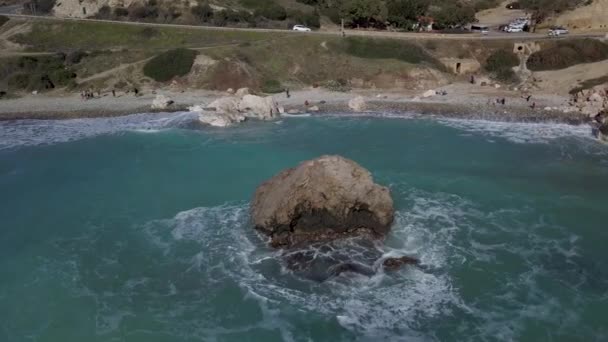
[226,88,235,94]
[251,155,394,248]
[422,89,435,98]
[348,96,367,112]
[308,105,320,112]
[287,109,300,114]
[198,111,245,127]
[151,95,174,110]
[235,87,250,98]
[239,94,280,120]
[208,97,240,114]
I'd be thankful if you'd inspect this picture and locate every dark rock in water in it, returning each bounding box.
[251,155,394,248]
[599,122,608,142]
[382,256,420,271]
[282,238,382,282]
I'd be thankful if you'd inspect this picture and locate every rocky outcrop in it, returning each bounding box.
[151,94,174,110]
[235,87,250,98]
[189,94,279,127]
[569,85,608,118]
[251,155,394,248]
[238,94,279,120]
[348,96,367,112]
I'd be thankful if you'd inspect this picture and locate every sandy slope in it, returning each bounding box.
[552,0,608,31]
[532,60,608,95]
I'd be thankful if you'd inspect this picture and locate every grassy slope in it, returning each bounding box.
[11,20,284,51]
[8,19,451,91]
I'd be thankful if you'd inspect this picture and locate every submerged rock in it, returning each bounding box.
[251,155,394,248]
[383,256,420,271]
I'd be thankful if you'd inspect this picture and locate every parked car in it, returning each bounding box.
[292,25,312,32]
[548,27,569,36]
[506,26,524,33]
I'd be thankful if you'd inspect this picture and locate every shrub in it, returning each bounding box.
[65,50,88,65]
[0,15,9,27]
[288,10,320,28]
[8,73,31,90]
[114,7,129,17]
[261,79,283,93]
[485,49,519,72]
[143,48,197,82]
[254,3,287,21]
[96,5,112,19]
[322,79,351,92]
[484,49,519,82]
[527,39,608,71]
[191,3,213,22]
[22,0,56,14]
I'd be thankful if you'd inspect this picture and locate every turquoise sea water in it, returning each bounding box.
[0,113,607,342]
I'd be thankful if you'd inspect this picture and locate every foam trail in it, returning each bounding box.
[438,118,595,144]
[0,111,198,150]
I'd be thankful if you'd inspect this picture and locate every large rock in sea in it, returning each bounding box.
[190,95,279,127]
[239,94,279,120]
[251,155,394,248]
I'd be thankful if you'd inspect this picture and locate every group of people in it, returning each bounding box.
[79,88,139,100]
[80,89,98,100]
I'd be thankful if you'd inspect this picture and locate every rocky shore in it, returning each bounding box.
[0,86,596,125]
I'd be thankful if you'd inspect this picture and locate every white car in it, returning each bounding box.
[506,26,523,33]
[548,27,569,36]
[292,25,312,32]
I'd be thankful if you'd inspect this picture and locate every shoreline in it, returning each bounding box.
[0,86,591,125]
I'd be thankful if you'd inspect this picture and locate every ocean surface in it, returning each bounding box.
[0,113,607,342]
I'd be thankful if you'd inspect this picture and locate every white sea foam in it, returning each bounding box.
[438,118,595,144]
[0,112,198,150]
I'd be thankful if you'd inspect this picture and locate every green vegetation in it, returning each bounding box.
[1,55,77,92]
[143,48,197,82]
[527,39,608,71]
[12,20,283,51]
[569,75,608,95]
[22,0,56,14]
[0,15,8,28]
[334,37,443,68]
[261,79,284,93]
[297,0,482,29]
[484,49,519,82]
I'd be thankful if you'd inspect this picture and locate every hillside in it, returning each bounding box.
[550,0,608,31]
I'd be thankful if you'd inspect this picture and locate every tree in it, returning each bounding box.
[431,3,476,29]
[386,0,429,29]
[191,2,213,22]
[339,0,387,28]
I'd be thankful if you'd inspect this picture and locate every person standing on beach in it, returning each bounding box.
[112,89,116,97]
[285,88,290,98]
[134,88,139,96]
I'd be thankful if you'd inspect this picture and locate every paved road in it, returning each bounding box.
[2,13,606,41]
